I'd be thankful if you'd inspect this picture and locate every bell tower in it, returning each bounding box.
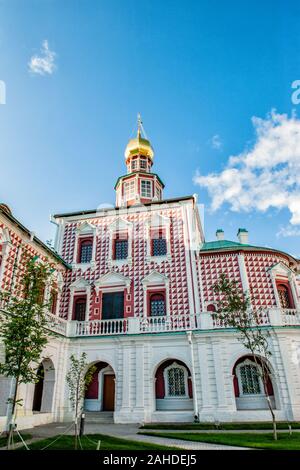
[115,115,165,207]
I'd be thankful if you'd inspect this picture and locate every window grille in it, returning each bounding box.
[240,364,261,394]
[152,237,167,256]
[278,285,292,309]
[141,180,152,198]
[150,295,166,316]
[74,299,86,321]
[140,159,147,170]
[167,367,186,396]
[115,239,128,260]
[80,241,92,263]
[124,180,135,200]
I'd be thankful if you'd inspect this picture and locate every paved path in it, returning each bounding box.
[9,422,250,450]
[140,428,299,434]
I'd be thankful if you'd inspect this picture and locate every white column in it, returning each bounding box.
[121,345,131,411]
[196,340,213,413]
[135,343,144,410]
[187,331,198,419]
[289,274,300,310]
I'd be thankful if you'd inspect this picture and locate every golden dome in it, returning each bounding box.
[124,114,154,160]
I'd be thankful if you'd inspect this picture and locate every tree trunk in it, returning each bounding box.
[74,418,78,450]
[7,377,19,450]
[266,394,277,440]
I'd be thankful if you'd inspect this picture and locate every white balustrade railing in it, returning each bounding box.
[281,308,300,326]
[45,311,68,336]
[43,307,300,337]
[140,313,201,333]
[75,318,128,336]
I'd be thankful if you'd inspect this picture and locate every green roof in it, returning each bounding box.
[200,239,298,263]
[201,240,247,251]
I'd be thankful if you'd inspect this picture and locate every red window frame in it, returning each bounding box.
[77,236,93,263]
[276,280,294,309]
[112,232,128,260]
[147,289,166,317]
[72,295,87,321]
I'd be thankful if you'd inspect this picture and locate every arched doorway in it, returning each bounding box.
[32,358,55,413]
[232,355,276,410]
[154,359,193,411]
[84,362,115,412]
[32,364,44,412]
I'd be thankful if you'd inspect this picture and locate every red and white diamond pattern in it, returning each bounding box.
[59,207,190,319]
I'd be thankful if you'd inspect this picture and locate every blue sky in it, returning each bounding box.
[0,0,300,257]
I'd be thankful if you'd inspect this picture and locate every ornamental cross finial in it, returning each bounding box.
[137,113,142,137]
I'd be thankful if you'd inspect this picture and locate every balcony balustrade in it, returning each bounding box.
[44,307,300,338]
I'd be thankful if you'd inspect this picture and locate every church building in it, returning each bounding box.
[1,119,300,429]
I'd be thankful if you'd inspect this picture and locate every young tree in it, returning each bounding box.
[66,352,96,449]
[0,256,54,449]
[213,273,277,440]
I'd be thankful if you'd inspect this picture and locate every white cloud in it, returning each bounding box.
[276,225,300,238]
[210,134,223,150]
[194,110,300,225]
[28,40,56,75]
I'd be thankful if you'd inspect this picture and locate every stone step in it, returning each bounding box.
[84,411,114,423]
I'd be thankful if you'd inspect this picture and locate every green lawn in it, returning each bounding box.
[140,422,300,431]
[17,433,176,451]
[140,431,300,450]
[0,434,31,449]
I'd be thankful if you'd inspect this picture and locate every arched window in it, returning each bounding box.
[238,362,261,395]
[79,239,93,264]
[277,284,293,309]
[74,297,87,321]
[150,293,166,316]
[163,363,188,397]
[207,304,216,312]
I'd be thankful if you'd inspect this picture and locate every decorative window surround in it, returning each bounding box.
[234,359,276,410]
[68,278,91,321]
[141,270,170,317]
[45,270,64,316]
[94,271,131,295]
[0,227,12,288]
[268,262,300,310]
[107,218,133,268]
[72,222,97,271]
[145,214,171,264]
[163,362,189,398]
[236,360,264,396]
